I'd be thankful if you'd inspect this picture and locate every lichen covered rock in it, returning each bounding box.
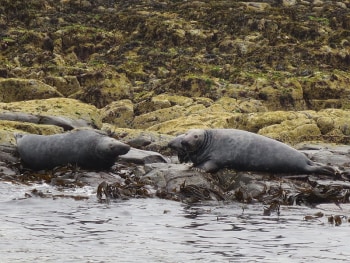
[0,78,63,102]
[0,97,102,127]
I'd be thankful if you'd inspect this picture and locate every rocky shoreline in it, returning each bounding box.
[1,0,350,208]
[1,123,350,208]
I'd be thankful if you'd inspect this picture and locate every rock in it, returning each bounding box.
[227,111,307,133]
[0,120,63,145]
[146,112,234,135]
[317,109,350,136]
[133,105,187,129]
[0,98,102,129]
[282,0,297,7]
[0,112,91,131]
[0,144,19,163]
[44,76,81,96]
[143,163,225,202]
[302,72,350,111]
[0,78,63,102]
[297,143,350,168]
[101,124,174,155]
[119,148,169,165]
[134,93,198,116]
[243,2,271,12]
[72,71,133,108]
[0,98,103,144]
[100,99,134,128]
[153,94,194,107]
[259,120,321,144]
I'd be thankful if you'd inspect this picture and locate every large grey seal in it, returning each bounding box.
[15,129,130,170]
[168,128,336,175]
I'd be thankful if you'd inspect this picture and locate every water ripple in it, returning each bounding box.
[1,182,350,262]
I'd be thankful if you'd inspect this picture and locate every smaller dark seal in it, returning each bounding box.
[16,129,130,170]
[168,128,336,175]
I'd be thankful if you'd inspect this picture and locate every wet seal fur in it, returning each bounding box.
[169,128,336,175]
[15,129,130,170]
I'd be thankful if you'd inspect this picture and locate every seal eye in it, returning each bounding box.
[194,135,198,139]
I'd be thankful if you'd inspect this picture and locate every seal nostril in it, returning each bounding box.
[181,140,190,148]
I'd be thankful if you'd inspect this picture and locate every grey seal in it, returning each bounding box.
[168,128,336,175]
[15,129,130,170]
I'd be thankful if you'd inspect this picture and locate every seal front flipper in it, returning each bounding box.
[194,161,220,173]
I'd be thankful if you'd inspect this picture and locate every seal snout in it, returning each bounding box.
[110,141,130,155]
[180,139,194,152]
[180,140,190,148]
[167,140,175,149]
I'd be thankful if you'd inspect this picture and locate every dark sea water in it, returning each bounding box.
[1,181,350,263]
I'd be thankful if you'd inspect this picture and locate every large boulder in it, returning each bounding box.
[0,78,63,102]
[0,98,103,144]
[71,71,133,108]
[100,99,134,128]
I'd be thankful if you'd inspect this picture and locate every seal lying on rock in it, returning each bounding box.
[16,129,130,170]
[168,128,336,175]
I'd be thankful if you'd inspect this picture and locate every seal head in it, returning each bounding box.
[167,134,190,163]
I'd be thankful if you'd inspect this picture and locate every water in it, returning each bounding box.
[1,181,350,263]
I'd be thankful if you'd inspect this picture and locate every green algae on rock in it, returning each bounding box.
[100,99,134,128]
[0,78,63,102]
[0,98,102,129]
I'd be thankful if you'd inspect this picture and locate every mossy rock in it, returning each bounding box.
[146,112,235,135]
[301,72,350,110]
[100,99,134,128]
[226,111,311,133]
[135,94,206,116]
[132,105,187,130]
[0,98,102,129]
[44,76,81,96]
[165,75,223,100]
[316,109,350,136]
[218,76,306,111]
[209,97,267,113]
[152,94,194,107]
[0,120,64,145]
[0,78,63,102]
[71,72,133,108]
[101,123,174,154]
[208,97,239,113]
[256,79,305,111]
[258,118,321,144]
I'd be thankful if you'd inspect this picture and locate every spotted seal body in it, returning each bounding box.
[169,128,336,175]
[16,129,130,170]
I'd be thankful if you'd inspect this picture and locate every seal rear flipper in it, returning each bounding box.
[307,163,337,176]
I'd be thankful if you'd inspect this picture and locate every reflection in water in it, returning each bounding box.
[0,181,350,262]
